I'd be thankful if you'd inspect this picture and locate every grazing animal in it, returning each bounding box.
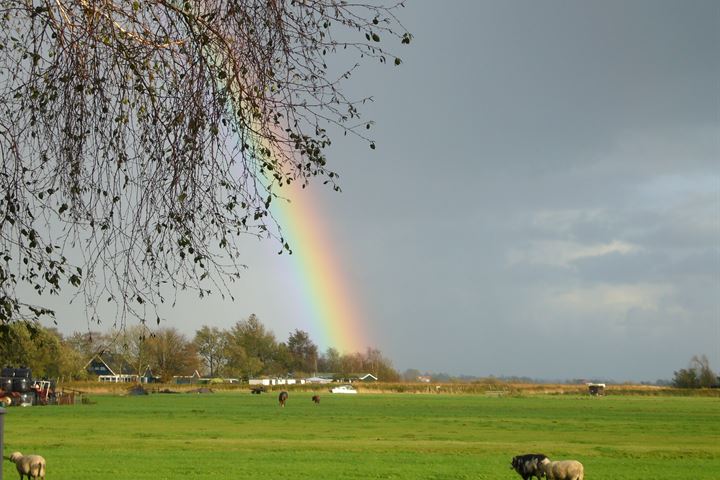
[278,391,288,407]
[538,458,584,480]
[510,454,548,480]
[312,395,320,404]
[9,451,46,480]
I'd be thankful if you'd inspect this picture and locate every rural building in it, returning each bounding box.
[85,354,159,383]
[172,371,237,384]
[586,383,606,396]
[249,378,306,386]
[173,370,203,385]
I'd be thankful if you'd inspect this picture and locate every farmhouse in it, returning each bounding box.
[84,354,159,383]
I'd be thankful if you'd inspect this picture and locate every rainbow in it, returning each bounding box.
[270,181,369,354]
[201,33,369,354]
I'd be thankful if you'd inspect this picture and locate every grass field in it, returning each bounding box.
[2,391,719,479]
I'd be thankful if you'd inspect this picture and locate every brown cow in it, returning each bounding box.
[312,395,320,404]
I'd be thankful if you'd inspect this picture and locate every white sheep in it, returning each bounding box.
[538,458,584,480]
[9,451,46,480]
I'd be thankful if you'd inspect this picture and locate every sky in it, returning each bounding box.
[44,0,718,382]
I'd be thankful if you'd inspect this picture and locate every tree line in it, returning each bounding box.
[0,314,400,382]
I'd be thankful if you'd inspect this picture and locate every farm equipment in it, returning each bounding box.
[0,366,57,407]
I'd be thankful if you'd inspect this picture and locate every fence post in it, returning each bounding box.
[0,406,5,480]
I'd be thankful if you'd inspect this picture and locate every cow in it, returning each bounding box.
[312,395,320,404]
[511,454,548,480]
[278,391,288,407]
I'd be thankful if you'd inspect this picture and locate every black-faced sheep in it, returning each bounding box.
[538,458,584,480]
[510,453,548,480]
[9,451,46,480]
[278,390,288,407]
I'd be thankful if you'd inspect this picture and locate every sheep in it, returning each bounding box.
[9,451,46,480]
[538,458,584,480]
[510,453,548,480]
[278,390,288,407]
[312,395,320,404]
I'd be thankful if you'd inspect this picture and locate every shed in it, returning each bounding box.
[587,383,606,396]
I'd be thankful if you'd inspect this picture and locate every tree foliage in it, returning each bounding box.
[0,0,409,327]
[0,322,86,379]
[672,354,717,388]
[286,328,318,374]
[144,327,199,381]
[193,325,226,377]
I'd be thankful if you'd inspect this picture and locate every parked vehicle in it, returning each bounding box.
[330,384,357,394]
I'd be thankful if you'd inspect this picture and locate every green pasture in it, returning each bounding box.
[2,392,718,479]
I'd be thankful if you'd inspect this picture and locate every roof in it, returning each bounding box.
[84,353,136,376]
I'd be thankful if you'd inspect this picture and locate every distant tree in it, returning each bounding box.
[339,351,364,377]
[0,0,410,329]
[225,314,278,377]
[318,347,342,373]
[363,347,399,382]
[224,342,263,379]
[672,368,698,388]
[286,329,318,375]
[145,327,198,381]
[117,324,154,377]
[0,322,51,375]
[194,325,227,377]
[65,331,107,359]
[267,341,293,377]
[54,335,89,380]
[691,355,717,387]
[0,322,84,378]
[673,354,717,388]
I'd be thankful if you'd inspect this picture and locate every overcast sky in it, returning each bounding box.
[47,1,718,382]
